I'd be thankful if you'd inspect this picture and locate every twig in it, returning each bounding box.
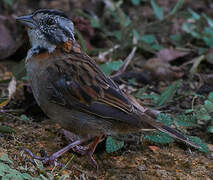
[111,37,137,78]
[0,109,24,121]
[98,44,120,62]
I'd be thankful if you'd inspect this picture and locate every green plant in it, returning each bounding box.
[0,153,39,180]
[195,92,213,133]
[145,113,208,153]
[133,80,182,107]
[182,9,213,49]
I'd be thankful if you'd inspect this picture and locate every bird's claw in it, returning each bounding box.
[23,149,64,168]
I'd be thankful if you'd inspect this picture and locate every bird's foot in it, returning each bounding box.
[62,130,103,171]
[23,138,89,168]
[24,149,64,168]
[62,129,89,155]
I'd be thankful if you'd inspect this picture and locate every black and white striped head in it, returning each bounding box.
[17,9,75,49]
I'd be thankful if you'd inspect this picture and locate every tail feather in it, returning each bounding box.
[128,95,200,149]
[140,113,200,149]
[158,125,199,149]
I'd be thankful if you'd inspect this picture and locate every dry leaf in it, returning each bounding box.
[148,145,160,152]
[157,48,189,62]
[206,48,213,65]
[0,77,16,108]
[8,77,16,100]
[207,144,213,152]
[144,58,184,81]
[0,16,23,60]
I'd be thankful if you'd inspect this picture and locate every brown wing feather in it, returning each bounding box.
[51,51,133,112]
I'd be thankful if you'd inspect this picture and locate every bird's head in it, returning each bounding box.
[17,9,75,53]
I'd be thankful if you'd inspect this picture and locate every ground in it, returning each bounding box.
[0,118,212,179]
[0,0,213,179]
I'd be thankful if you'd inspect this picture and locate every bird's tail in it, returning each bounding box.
[127,94,200,149]
[140,112,199,149]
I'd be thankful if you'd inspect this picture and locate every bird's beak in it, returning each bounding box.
[16,15,37,29]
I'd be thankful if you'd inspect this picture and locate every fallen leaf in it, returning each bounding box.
[144,58,184,81]
[148,145,160,152]
[207,144,213,152]
[8,77,16,100]
[0,16,23,60]
[206,48,213,64]
[189,55,205,78]
[0,76,16,108]
[201,74,213,86]
[157,48,189,62]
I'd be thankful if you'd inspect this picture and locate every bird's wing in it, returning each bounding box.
[46,51,147,127]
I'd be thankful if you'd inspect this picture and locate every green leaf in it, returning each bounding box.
[0,162,10,174]
[132,87,148,98]
[34,159,44,171]
[20,114,29,121]
[128,78,137,86]
[58,175,69,180]
[188,9,200,20]
[151,44,164,50]
[156,80,182,106]
[169,0,184,16]
[151,0,164,20]
[157,113,173,126]
[131,0,140,5]
[181,23,201,39]
[196,107,211,121]
[204,100,213,113]
[198,48,208,55]
[141,34,156,44]
[142,93,159,104]
[203,13,213,28]
[207,125,213,133]
[46,172,54,179]
[40,174,49,180]
[100,60,123,76]
[185,109,194,113]
[20,173,35,180]
[132,29,141,41]
[113,30,122,41]
[170,34,181,42]
[203,27,213,47]
[173,114,197,127]
[187,136,209,153]
[124,16,131,27]
[208,92,213,102]
[145,132,174,144]
[106,136,124,153]
[3,0,14,6]
[89,16,100,28]
[0,125,15,134]
[0,153,13,164]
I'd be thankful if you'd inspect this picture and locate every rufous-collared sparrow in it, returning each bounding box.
[16,9,199,170]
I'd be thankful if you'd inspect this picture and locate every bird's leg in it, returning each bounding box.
[62,129,103,170]
[63,130,104,170]
[24,137,90,167]
[62,129,89,155]
[85,134,104,171]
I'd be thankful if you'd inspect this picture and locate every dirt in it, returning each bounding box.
[0,118,212,180]
[0,0,213,179]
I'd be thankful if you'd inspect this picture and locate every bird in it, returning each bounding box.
[16,9,199,170]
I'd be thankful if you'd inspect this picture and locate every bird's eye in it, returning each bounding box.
[46,18,55,26]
